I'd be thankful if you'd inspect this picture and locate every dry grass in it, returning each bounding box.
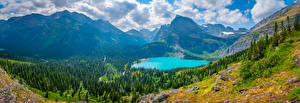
[166,61,300,102]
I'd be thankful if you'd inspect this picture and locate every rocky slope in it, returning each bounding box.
[0,68,44,103]
[220,1,300,56]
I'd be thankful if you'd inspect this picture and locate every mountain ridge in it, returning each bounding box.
[0,10,146,58]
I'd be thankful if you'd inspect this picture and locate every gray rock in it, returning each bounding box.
[190,86,199,93]
[232,80,238,85]
[0,89,17,103]
[153,94,169,103]
[214,83,221,92]
[239,89,247,93]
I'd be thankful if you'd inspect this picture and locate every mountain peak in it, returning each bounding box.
[175,15,184,18]
[170,15,201,33]
[173,15,192,21]
[126,29,141,35]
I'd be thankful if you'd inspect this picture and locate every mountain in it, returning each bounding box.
[126,28,158,42]
[0,10,146,57]
[220,1,300,56]
[200,24,249,37]
[139,10,300,102]
[154,15,232,56]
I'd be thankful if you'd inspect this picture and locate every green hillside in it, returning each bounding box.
[140,17,300,102]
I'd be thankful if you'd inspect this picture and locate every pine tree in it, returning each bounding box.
[45,91,49,98]
[265,32,269,45]
[294,17,299,30]
[280,21,286,42]
[273,22,279,47]
[85,92,89,102]
[287,16,291,33]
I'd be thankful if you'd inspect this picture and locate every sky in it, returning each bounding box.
[0,0,297,31]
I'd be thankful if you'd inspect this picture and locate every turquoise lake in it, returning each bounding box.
[132,57,209,70]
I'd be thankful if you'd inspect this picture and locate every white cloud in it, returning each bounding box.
[217,9,249,24]
[174,0,202,20]
[174,0,248,24]
[251,0,286,23]
[203,10,217,23]
[0,0,251,31]
[194,0,232,10]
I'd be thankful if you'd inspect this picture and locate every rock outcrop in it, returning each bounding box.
[0,68,44,103]
[138,89,186,103]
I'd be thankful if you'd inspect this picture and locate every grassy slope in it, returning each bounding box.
[165,31,300,102]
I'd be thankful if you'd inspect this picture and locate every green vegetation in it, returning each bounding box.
[240,16,299,82]
[165,16,300,102]
[288,88,300,101]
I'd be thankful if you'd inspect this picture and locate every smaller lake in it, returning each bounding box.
[0,48,6,51]
[132,57,209,70]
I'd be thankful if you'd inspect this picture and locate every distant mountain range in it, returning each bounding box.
[200,24,248,37]
[0,10,246,59]
[126,28,159,42]
[0,10,146,57]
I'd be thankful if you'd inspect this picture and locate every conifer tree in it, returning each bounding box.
[265,32,269,45]
[287,16,291,33]
[273,22,279,46]
[294,17,299,30]
[85,92,89,102]
[45,91,49,98]
[280,21,286,42]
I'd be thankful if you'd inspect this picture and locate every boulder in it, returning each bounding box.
[214,83,221,92]
[0,89,17,103]
[221,74,233,81]
[152,94,169,103]
[190,86,199,93]
[239,89,247,93]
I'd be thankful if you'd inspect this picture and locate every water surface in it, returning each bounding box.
[0,48,6,51]
[132,57,209,70]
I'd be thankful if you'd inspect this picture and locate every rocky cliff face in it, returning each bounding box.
[220,2,300,56]
[0,68,44,103]
[200,24,248,37]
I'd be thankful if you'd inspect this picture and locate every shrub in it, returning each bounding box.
[287,88,300,101]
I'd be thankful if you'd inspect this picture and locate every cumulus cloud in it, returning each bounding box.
[0,0,251,31]
[203,10,217,23]
[194,0,232,10]
[174,0,249,24]
[251,0,286,23]
[217,9,249,24]
[130,7,150,24]
[174,0,201,20]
